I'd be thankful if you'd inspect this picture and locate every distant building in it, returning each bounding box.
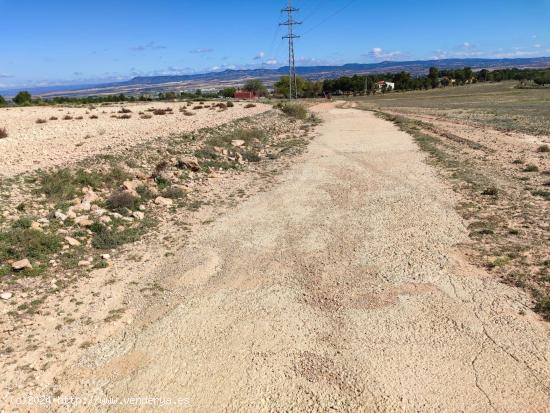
[375,81,395,91]
[234,90,257,100]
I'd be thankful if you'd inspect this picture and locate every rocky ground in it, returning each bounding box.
[0,101,268,176]
[0,104,319,410]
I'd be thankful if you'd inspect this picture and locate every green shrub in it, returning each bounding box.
[0,127,7,139]
[226,101,234,108]
[537,145,550,153]
[13,91,32,105]
[281,103,307,120]
[0,95,6,106]
[12,217,33,229]
[38,169,78,201]
[0,228,62,262]
[36,118,47,124]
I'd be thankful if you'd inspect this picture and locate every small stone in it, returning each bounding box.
[12,259,32,271]
[154,196,173,207]
[55,210,67,222]
[231,139,245,147]
[31,221,42,231]
[138,205,146,211]
[132,211,145,220]
[123,180,143,192]
[66,209,77,219]
[99,215,112,224]
[82,190,99,203]
[75,216,93,227]
[37,218,50,224]
[101,254,111,260]
[78,260,90,267]
[0,292,13,300]
[65,236,81,247]
[73,201,91,212]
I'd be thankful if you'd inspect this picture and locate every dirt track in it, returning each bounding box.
[63,105,550,412]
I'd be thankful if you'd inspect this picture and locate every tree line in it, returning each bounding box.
[1,67,549,106]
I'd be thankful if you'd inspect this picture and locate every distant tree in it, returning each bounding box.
[0,95,6,106]
[463,66,473,81]
[534,72,550,85]
[164,91,177,99]
[13,91,32,105]
[221,87,236,98]
[428,67,439,88]
[195,89,202,96]
[243,79,267,96]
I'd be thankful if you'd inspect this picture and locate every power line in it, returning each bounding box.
[280,0,301,99]
[301,0,358,36]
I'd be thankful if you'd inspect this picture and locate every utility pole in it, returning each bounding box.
[280,0,301,99]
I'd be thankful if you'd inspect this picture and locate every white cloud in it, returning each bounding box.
[266,59,278,65]
[365,47,404,61]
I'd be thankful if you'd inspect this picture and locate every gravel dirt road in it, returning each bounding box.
[65,105,550,412]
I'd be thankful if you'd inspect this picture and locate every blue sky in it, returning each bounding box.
[1,0,549,88]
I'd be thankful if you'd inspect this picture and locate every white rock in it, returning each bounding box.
[231,139,246,147]
[99,215,112,224]
[101,254,111,260]
[91,208,107,217]
[82,191,99,203]
[111,212,123,219]
[65,236,81,247]
[154,196,173,207]
[0,292,13,300]
[12,259,32,271]
[138,205,146,211]
[132,211,145,220]
[78,260,91,267]
[55,210,67,222]
[73,201,91,212]
[75,215,93,227]
[123,180,143,192]
[31,222,42,231]
[37,218,50,224]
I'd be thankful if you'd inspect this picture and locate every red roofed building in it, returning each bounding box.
[234,90,257,100]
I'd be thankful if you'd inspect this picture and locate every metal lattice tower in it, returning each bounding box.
[280,0,301,99]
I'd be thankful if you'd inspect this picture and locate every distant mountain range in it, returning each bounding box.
[2,57,550,98]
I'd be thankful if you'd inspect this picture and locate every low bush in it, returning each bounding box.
[118,107,132,113]
[117,114,131,119]
[36,118,47,124]
[49,116,58,120]
[63,115,73,120]
[0,127,7,139]
[107,190,138,211]
[162,186,185,199]
[244,103,256,108]
[90,115,98,119]
[140,114,153,119]
[153,109,167,115]
[280,103,307,120]
[523,164,539,172]
[226,101,234,108]
[537,144,550,153]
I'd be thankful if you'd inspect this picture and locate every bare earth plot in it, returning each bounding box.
[54,105,550,412]
[0,101,268,177]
